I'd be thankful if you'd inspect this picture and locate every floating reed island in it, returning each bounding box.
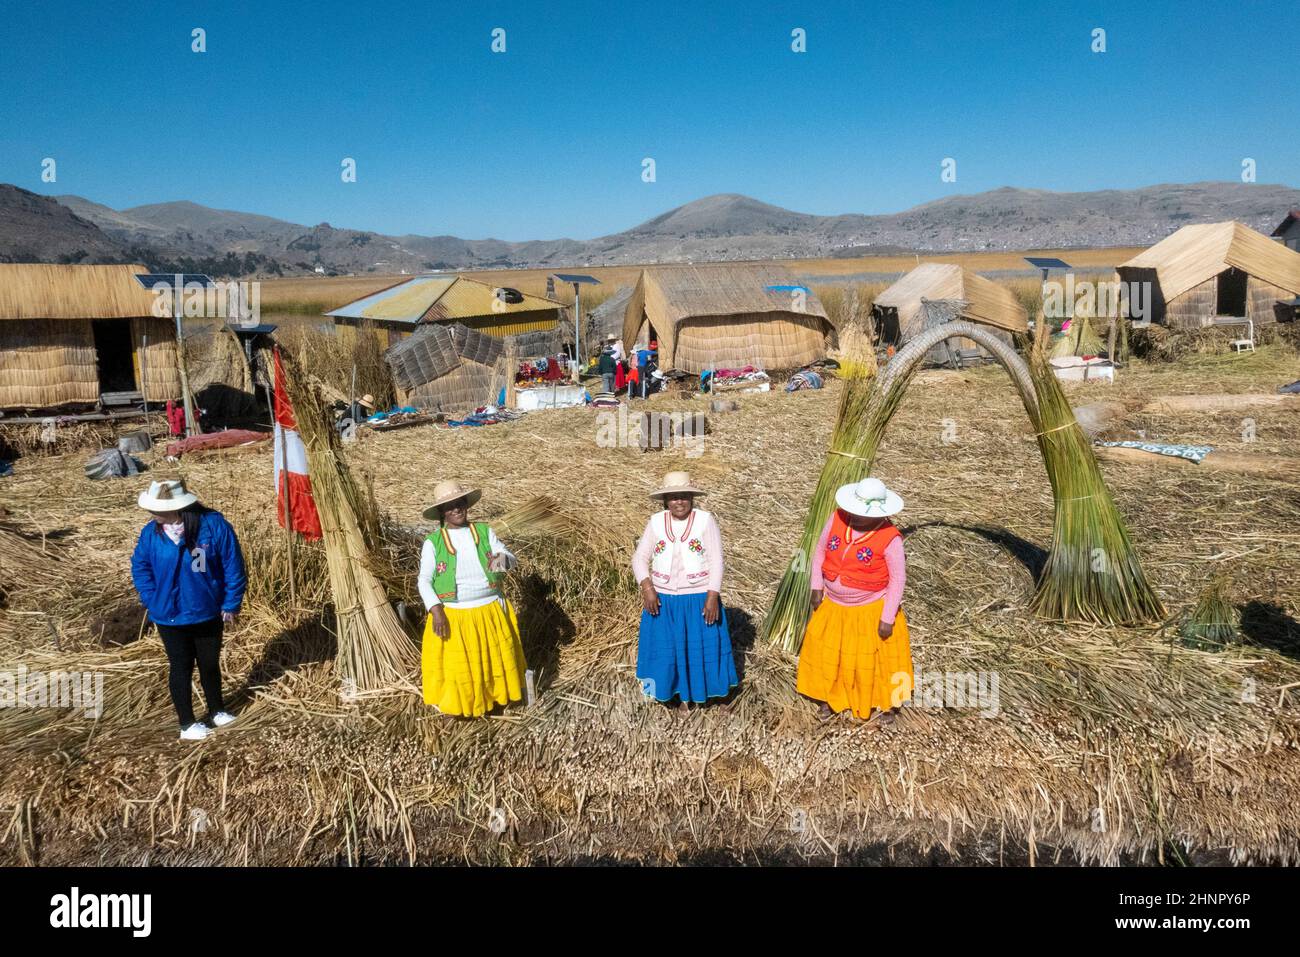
[1,330,1298,865]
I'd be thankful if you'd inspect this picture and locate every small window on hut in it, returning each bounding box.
[91,319,138,395]
[1216,267,1247,318]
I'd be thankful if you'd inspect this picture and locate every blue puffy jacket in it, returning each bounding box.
[130,510,247,626]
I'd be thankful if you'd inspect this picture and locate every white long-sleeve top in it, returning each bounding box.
[417,526,516,610]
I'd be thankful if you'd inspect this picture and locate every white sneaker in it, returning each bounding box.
[179,722,211,741]
[210,711,236,728]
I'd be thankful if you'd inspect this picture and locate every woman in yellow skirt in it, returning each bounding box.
[417,480,527,716]
[797,477,912,725]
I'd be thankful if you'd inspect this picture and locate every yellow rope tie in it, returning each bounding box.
[827,450,874,463]
[1035,421,1080,438]
[1062,494,1097,502]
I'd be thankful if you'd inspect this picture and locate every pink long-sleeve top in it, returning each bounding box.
[632,509,724,595]
[809,515,906,623]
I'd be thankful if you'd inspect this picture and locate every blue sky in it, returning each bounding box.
[2,0,1297,240]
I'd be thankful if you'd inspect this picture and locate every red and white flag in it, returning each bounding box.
[272,347,323,540]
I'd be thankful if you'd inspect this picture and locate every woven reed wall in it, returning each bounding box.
[385,325,462,391]
[402,359,501,414]
[130,317,180,401]
[1166,276,1216,329]
[0,319,99,409]
[672,312,832,374]
[1248,276,1291,325]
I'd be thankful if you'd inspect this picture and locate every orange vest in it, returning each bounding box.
[821,512,899,592]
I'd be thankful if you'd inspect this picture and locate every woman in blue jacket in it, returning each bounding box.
[130,479,247,741]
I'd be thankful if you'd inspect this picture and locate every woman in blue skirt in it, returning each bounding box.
[633,471,739,710]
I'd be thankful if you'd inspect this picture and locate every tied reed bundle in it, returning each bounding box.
[1025,336,1165,624]
[763,335,880,653]
[1180,578,1239,648]
[1050,315,1104,359]
[279,350,418,694]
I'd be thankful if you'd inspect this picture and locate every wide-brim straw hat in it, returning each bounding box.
[358,394,376,409]
[422,480,482,519]
[650,470,706,500]
[834,477,903,518]
[138,479,199,512]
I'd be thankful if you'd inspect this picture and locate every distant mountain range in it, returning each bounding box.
[1,181,1297,277]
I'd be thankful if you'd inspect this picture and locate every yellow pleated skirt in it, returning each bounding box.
[421,598,527,717]
[796,597,912,718]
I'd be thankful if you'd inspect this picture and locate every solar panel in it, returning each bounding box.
[551,273,600,284]
[134,272,217,289]
[1023,257,1071,270]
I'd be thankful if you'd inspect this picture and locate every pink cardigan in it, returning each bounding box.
[809,515,906,623]
[632,510,724,595]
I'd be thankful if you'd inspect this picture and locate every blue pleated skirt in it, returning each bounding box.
[636,591,739,703]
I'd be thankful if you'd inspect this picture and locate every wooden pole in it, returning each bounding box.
[173,280,201,436]
[504,339,518,410]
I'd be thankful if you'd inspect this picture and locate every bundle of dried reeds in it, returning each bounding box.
[762,341,880,652]
[1180,577,1239,648]
[1024,340,1165,624]
[278,349,418,693]
[0,516,66,608]
[1050,315,1104,358]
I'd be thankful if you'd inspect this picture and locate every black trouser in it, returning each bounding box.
[156,618,225,727]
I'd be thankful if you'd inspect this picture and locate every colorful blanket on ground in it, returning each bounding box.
[786,370,823,392]
[1097,440,1213,463]
[165,429,269,458]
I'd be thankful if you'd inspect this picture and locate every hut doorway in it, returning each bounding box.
[91,319,137,395]
[1216,268,1248,317]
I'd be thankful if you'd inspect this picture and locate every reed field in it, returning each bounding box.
[1,322,1298,865]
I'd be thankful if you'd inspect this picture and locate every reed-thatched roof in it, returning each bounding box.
[873,263,1028,339]
[1119,221,1300,301]
[0,263,160,321]
[327,274,563,328]
[621,264,834,373]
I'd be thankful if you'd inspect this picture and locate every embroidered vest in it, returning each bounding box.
[821,511,899,593]
[648,509,712,588]
[427,522,502,602]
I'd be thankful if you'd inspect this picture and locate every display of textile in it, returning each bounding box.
[786,370,824,392]
[1096,440,1213,463]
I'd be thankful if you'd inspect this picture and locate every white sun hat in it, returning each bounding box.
[138,478,199,512]
[834,477,903,518]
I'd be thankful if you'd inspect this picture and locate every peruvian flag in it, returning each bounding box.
[272,347,323,540]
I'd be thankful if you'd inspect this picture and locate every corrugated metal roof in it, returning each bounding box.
[1119,221,1300,300]
[327,274,563,324]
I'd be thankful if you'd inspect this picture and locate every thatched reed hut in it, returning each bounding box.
[1117,221,1300,329]
[0,263,180,412]
[326,274,564,351]
[872,263,1028,365]
[1272,210,1300,252]
[589,285,632,343]
[620,264,835,374]
[383,322,509,413]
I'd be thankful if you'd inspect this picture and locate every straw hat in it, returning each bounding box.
[422,480,482,519]
[138,478,199,512]
[650,471,706,500]
[358,394,376,409]
[834,477,903,518]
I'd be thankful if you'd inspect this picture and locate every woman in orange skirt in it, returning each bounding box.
[797,477,911,724]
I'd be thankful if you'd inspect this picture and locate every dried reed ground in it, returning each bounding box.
[1,345,1298,865]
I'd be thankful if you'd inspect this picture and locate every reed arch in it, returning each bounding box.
[764,317,1164,652]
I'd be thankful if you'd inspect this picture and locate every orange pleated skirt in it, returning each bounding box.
[796,597,912,718]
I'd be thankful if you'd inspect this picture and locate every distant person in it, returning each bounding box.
[626,359,640,400]
[130,480,247,742]
[597,343,616,394]
[632,471,738,711]
[797,477,911,726]
[636,344,652,399]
